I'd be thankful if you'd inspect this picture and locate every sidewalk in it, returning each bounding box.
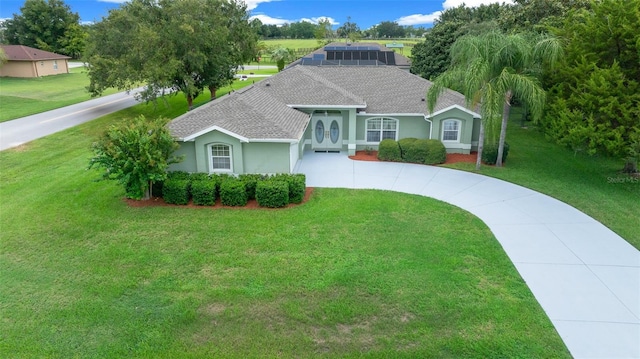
[295,151,640,359]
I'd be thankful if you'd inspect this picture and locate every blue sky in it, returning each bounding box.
[0,0,512,29]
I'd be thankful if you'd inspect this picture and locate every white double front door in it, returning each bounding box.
[312,115,342,151]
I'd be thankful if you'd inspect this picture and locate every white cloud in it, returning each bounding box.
[442,0,514,9]
[299,16,338,25]
[250,14,338,26]
[396,12,442,26]
[396,0,514,26]
[249,14,290,26]
[243,0,276,11]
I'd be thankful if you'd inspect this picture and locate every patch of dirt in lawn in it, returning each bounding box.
[349,151,478,165]
[125,187,314,209]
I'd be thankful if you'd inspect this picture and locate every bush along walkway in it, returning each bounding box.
[295,151,640,359]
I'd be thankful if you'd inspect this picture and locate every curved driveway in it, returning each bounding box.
[295,151,640,359]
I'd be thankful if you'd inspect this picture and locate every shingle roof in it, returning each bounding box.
[0,45,71,61]
[168,85,310,141]
[169,66,476,141]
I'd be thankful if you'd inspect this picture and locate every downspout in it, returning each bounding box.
[424,115,433,139]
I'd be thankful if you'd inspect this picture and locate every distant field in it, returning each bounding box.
[0,67,119,122]
[260,38,421,61]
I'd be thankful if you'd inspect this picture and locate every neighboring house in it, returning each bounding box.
[288,42,412,71]
[0,45,71,78]
[168,65,481,175]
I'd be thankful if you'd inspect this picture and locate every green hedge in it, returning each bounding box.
[398,138,418,159]
[482,142,510,165]
[256,180,290,208]
[220,179,247,206]
[402,139,430,163]
[163,179,190,205]
[272,173,306,204]
[424,139,447,165]
[378,139,402,161]
[239,174,265,200]
[191,179,217,206]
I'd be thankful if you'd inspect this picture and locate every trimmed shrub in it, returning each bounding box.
[482,142,510,165]
[378,139,402,162]
[271,173,306,204]
[189,172,210,181]
[151,180,164,198]
[191,179,217,206]
[163,179,190,205]
[424,139,447,165]
[167,171,190,180]
[239,174,265,200]
[398,138,418,159]
[402,139,430,163]
[256,180,289,208]
[220,179,247,206]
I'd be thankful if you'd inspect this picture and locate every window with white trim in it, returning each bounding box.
[366,117,398,142]
[442,120,461,142]
[53,60,58,70]
[208,143,232,172]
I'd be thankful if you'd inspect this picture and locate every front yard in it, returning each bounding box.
[0,105,571,357]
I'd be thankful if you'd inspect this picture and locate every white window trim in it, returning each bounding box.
[207,143,233,173]
[441,119,462,143]
[364,117,399,144]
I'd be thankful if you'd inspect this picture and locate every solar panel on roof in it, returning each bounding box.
[312,54,325,60]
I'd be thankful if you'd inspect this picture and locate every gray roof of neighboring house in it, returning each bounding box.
[1,45,71,61]
[288,42,412,68]
[169,65,475,141]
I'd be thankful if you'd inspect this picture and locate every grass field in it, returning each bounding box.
[0,67,120,122]
[0,108,569,357]
[443,108,640,248]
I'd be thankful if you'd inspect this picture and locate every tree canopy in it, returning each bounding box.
[89,115,182,200]
[85,0,258,109]
[3,0,85,57]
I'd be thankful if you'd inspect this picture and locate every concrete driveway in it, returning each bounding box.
[295,151,640,359]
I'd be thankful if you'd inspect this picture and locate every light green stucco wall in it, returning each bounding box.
[430,107,477,154]
[243,142,291,174]
[169,141,197,172]
[354,114,431,150]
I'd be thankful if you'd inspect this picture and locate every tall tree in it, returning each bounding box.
[337,16,360,41]
[427,31,554,168]
[375,21,405,38]
[85,0,257,109]
[315,18,334,44]
[4,0,83,56]
[410,3,505,80]
[542,0,640,169]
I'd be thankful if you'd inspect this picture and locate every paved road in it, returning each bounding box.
[296,151,640,359]
[0,89,143,151]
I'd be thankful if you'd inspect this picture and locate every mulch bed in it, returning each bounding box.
[349,150,478,164]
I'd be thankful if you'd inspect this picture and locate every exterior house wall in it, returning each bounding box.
[169,141,197,172]
[242,142,291,174]
[354,114,431,150]
[430,108,477,154]
[193,131,244,173]
[0,59,69,77]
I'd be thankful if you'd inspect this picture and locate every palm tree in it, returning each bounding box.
[427,31,562,168]
[270,47,293,72]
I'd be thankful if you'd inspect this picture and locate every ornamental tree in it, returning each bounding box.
[89,115,183,200]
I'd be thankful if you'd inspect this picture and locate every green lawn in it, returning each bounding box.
[0,96,570,357]
[443,108,640,248]
[0,67,120,122]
